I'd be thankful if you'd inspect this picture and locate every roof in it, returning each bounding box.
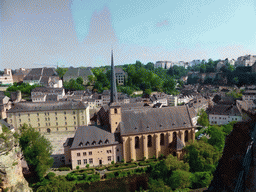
[23,68,57,81]
[120,105,195,136]
[63,67,93,80]
[45,95,58,102]
[7,101,88,113]
[207,104,241,116]
[70,125,119,149]
[32,87,64,94]
[63,137,74,147]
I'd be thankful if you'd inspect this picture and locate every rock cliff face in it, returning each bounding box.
[0,125,32,192]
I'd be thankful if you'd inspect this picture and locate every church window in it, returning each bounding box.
[148,135,152,147]
[173,132,177,141]
[114,108,117,114]
[160,133,165,145]
[135,137,140,149]
[185,130,189,142]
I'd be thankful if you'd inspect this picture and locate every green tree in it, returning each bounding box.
[207,125,225,151]
[197,109,209,128]
[183,140,222,173]
[164,154,189,172]
[76,77,83,85]
[145,62,155,71]
[190,172,213,189]
[56,67,68,80]
[19,124,54,181]
[167,170,191,190]
[148,178,172,192]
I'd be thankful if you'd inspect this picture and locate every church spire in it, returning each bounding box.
[110,50,118,103]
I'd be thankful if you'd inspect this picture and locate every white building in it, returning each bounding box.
[0,69,13,85]
[235,55,256,67]
[208,105,242,125]
[242,90,256,101]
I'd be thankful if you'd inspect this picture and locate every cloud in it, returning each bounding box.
[84,6,118,45]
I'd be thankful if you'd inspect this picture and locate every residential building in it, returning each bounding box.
[63,67,93,85]
[23,67,62,87]
[12,68,30,83]
[236,55,256,67]
[155,61,173,69]
[31,87,65,102]
[189,60,201,67]
[242,90,256,101]
[167,95,178,106]
[207,104,242,125]
[0,94,11,119]
[251,62,256,73]
[64,51,197,169]
[6,101,90,133]
[0,69,13,85]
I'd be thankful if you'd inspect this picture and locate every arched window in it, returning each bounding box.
[135,136,139,149]
[147,135,152,147]
[47,128,51,133]
[114,108,117,114]
[160,133,165,145]
[173,132,177,141]
[185,130,189,142]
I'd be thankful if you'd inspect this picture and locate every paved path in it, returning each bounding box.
[43,131,75,168]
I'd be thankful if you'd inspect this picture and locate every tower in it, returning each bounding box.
[109,50,121,133]
[110,50,118,103]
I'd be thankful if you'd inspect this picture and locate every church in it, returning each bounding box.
[64,52,197,169]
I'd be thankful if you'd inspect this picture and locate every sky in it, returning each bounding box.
[1,0,256,70]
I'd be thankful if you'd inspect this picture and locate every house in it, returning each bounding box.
[23,67,62,88]
[64,51,197,169]
[63,67,93,85]
[31,87,65,102]
[167,95,178,106]
[0,69,13,85]
[0,95,11,119]
[6,101,90,133]
[150,93,168,107]
[12,68,31,83]
[242,90,256,101]
[207,104,242,125]
[235,54,256,67]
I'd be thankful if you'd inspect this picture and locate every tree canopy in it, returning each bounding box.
[19,124,54,181]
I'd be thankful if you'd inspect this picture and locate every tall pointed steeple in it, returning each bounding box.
[110,50,118,103]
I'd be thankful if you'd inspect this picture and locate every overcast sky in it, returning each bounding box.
[1,0,256,70]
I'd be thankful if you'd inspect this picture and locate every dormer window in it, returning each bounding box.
[160,124,162,127]
[147,126,149,129]
[135,127,137,130]
[105,139,109,144]
[92,141,96,145]
[114,108,117,114]
[86,141,90,146]
[98,140,103,144]
[79,142,83,146]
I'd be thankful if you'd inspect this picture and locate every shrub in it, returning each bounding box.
[76,166,80,170]
[58,167,70,171]
[143,157,146,161]
[153,155,156,159]
[45,172,56,180]
[167,170,191,190]
[114,171,120,177]
[66,173,77,181]
[131,159,134,162]
[86,164,89,168]
[121,159,125,163]
[190,172,213,189]
[111,161,114,165]
[106,172,115,179]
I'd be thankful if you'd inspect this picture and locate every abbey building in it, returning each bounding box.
[64,51,197,169]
